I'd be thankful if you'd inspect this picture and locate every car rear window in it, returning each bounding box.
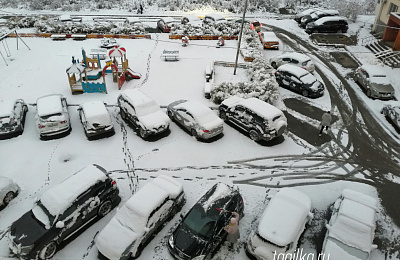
[40,113,63,120]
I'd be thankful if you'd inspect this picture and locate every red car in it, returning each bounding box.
[157,17,176,33]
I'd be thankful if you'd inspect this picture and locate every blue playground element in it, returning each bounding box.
[82,81,107,93]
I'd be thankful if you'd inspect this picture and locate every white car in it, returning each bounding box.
[96,175,185,259]
[181,15,203,27]
[204,14,226,25]
[78,101,114,139]
[270,52,315,72]
[167,100,224,140]
[246,188,313,260]
[0,176,19,207]
[35,94,71,139]
[322,189,378,260]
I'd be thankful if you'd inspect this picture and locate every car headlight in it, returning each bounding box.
[20,244,34,255]
[168,235,174,249]
[193,256,205,260]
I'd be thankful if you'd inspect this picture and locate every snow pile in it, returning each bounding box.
[211,57,283,109]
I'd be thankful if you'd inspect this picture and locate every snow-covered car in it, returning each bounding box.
[354,65,395,100]
[181,15,203,27]
[157,17,177,33]
[219,96,287,142]
[203,14,226,25]
[269,52,315,72]
[305,16,348,34]
[0,99,28,137]
[167,100,223,140]
[35,94,71,139]
[246,188,313,260]
[381,104,400,130]
[168,182,244,260]
[275,64,325,98]
[294,8,321,23]
[259,31,280,50]
[300,9,339,28]
[8,164,119,260]
[78,101,114,139]
[0,176,19,207]
[96,175,185,260]
[322,189,378,260]
[100,38,119,49]
[118,89,170,139]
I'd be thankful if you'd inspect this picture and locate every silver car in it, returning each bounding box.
[381,104,400,130]
[0,176,19,207]
[270,52,315,72]
[0,99,28,137]
[355,65,395,100]
[78,101,114,139]
[167,100,223,140]
[35,94,71,138]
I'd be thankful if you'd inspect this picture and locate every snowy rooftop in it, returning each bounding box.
[36,94,65,117]
[258,188,312,246]
[40,164,108,216]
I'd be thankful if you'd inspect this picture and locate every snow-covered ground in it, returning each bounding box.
[0,13,399,260]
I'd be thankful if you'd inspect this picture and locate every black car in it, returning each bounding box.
[0,99,28,137]
[8,164,119,260]
[168,182,244,260]
[275,64,325,98]
[306,16,348,34]
[300,9,339,28]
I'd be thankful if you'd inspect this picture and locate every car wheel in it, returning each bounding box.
[249,129,260,141]
[367,89,372,98]
[139,128,148,139]
[3,191,15,205]
[302,90,309,97]
[191,129,199,139]
[219,110,228,122]
[167,111,174,120]
[98,201,112,217]
[39,241,57,259]
[271,62,277,69]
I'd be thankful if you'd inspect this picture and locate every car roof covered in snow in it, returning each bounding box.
[296,8,322,18]
[201,182,235,212]
[314,16,347,25]
[175,100,221,123]
[278,64,310,77]
[120,89,161,116]
[237,97,284,119]
[0,100,17,117]
[258,188,312,246]
[36,94,65,117]
[273,52,311,62]
[0,176,14,190]
[40,164,108,216]
[313,9,340,17]
[359,64,388,77]
[260,31,279,41]
[160,17,176,23]
[205,13,226,21]
[80,101,109,119]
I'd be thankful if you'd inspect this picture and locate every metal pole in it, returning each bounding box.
[234,0,248,75]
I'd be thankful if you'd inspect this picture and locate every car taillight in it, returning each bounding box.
[203,130,210,133]
[301,67,307,70]
[112,180,117,188]
[275,71,278,75]
[60,120,67,124]
[38,124,45,128]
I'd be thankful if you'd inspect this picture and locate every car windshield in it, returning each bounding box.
[32,201,56,228]
[327,237,369,260]
[256,232,285,248]
[40,113,63,120]
[300,73,317,85]
[183,204,218,239]
[302,60,312,66]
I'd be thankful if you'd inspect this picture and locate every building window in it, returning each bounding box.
[388,3,399,15]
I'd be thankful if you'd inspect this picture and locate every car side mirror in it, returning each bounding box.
[180,213,184,219]
[56,221,65,228]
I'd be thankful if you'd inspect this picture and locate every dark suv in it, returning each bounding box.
[219,96,287,142]
[275,64,325,98]
[8,164,119,260]
[306,16,348,34]
[300,9,339,28]
[168,182,244,260]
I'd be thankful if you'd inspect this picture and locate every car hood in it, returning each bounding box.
[173,224,207,258]
[10,211,48,246]
[96,217,140,259]
[200,117,223,131]
[138,110,170,129]
[370,83,394,92]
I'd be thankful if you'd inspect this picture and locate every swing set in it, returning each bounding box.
[0,30,30,66]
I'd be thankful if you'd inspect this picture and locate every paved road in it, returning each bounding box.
[264,25,400,230]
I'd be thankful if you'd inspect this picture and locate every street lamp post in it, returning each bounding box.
[233,0,248,75]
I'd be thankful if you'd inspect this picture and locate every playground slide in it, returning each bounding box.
[125,68,141,81]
